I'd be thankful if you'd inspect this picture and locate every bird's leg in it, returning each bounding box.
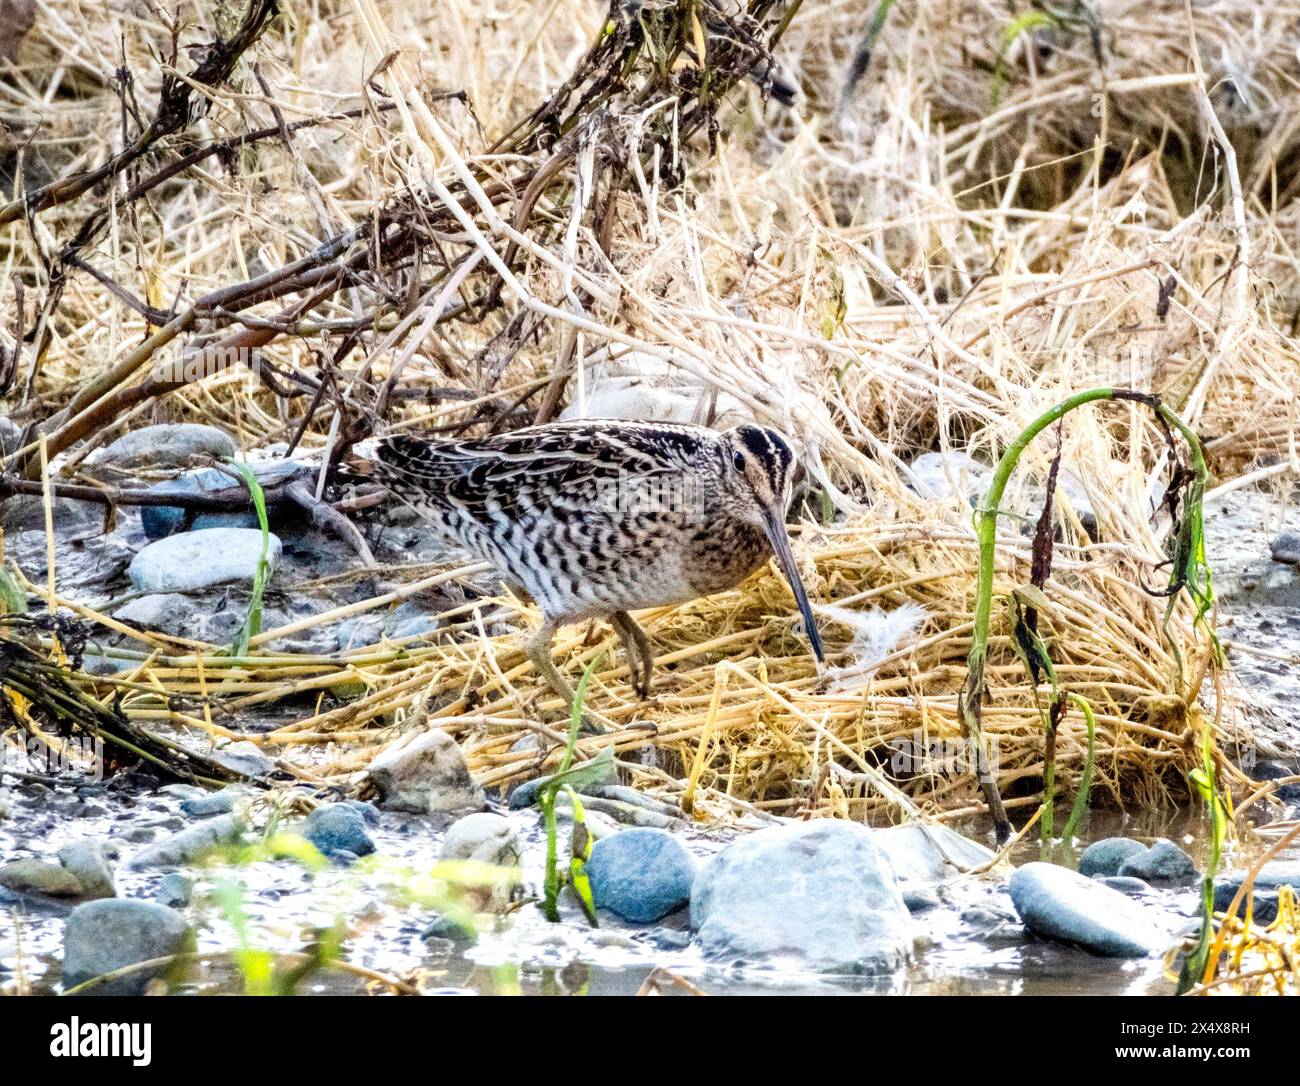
[611,611,655,700]
[523,620,606,735]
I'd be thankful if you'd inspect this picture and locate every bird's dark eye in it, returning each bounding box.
[732,451,746,472]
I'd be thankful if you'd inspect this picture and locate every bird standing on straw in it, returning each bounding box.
[352,419,824,728]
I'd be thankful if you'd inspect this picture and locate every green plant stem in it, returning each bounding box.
[961,387,1212,845]
[540,657,601,923]
[227,462,272,658]
[1059,693,1096,841]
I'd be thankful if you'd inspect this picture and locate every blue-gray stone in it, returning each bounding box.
[1077,837,1149,878]
[1212,885,1279,924]
[56,841,117,899]
[62,899,194,995]
[903,887,941,912]
[1009,862,1171,958]
[139,460,304,540]
[1250,761,1300,803]
[155,873,193,909]
[1270,533,1300,565]
[99,424,237,472]
[690,820,912,974]
[127,813,244,869]
[302,804,375,858]
[0,859,85,898]
[209,742,275,779]
[128,528,282,593]
[1213,865,1300,917]
[1117,839,1197,884]
[388,602,441,640]
[422,913,477,945]
[583,828,696,923]
[873,823,996,884]
[337,799,380,825]
[509,758,618,809]
[180,790,239,818]
[906,452,989,504]
[1100,876,1153,896]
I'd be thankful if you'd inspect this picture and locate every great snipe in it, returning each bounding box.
[359,420,824,725]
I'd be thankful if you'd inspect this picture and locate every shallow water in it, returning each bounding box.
[4,778,1294,998]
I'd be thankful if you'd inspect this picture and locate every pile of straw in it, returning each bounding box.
[2,0,1296,825]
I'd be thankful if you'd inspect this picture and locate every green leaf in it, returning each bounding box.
[226,461,271,659]
[541,655,603,922]
[565,786,599,927]
[541,744,615,798]
[1059,693,1096,841]
[1011,584,1052,612]
[0,567,27,615]
[991,11,1062,105]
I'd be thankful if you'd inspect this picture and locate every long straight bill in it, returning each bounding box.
[762,509,824,662]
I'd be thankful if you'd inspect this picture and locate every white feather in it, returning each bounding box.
[817,602,928,689]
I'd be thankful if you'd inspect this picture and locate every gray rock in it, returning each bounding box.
[302,804,375,858]
[209,741,275,779]
[1078,837,1149,878]
[179,789,241,818]
[1270,533,1300,565]
[902,888,941,912]
[1009,862,1172,957]
[155,873,193,909]
[1216,891,1280,924]
[62,899,194,995]
[114,594,203,636]
[439,813,522,911]
[128,527,281,592]
[439,813,521,867]
[508,756,619,809]
[0,859,85,898]
[874,823,996,884]
[56,841,117,899]
[127,813,244,869]
[1100,876,1154,896]
[690,820,912,975]
[98,423,237,471]
[421,913,477,945]
[159,784,207,801]
[1117,839,1197,884]
[366,729,485,815]
[584,828,696,923]
[554,805,622,841]
[0,883,74,916]
[387,602,442,641]
[1248,760,1300,803]
[1214,865,1300,914]
[1055,471,1098,540]
[960,902,1019,929]
[336,799,380,825]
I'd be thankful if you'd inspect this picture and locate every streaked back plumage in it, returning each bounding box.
[359,419,798,624]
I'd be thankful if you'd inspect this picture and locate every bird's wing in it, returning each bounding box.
[369,421,713,520]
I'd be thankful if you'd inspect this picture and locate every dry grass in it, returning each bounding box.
[2,0,1298,827]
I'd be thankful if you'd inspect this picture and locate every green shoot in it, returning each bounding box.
[538,656,605,923]
[991,11,1062,105]
[960,388,1214,844]
[226,462,271,659]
